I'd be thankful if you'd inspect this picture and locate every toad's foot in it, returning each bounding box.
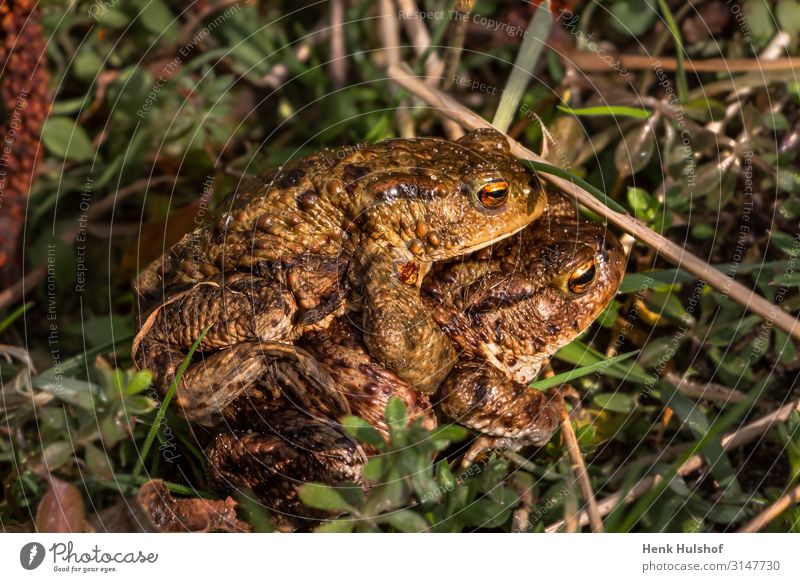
[439,359,567,449]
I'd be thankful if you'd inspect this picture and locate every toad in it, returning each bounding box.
[133,129,547,424]
[205,198,625,524]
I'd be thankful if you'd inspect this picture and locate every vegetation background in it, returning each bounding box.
[1,0,799,532]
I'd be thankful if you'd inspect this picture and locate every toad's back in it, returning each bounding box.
[136,133,539,298]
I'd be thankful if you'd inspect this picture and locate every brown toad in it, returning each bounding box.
[205,198,625,525]
[133,129,547,424]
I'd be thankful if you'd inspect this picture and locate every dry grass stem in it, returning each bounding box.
[561,416,604,532]
[738,482,800,533]
[396,0,445,81]
[329,0,347,89]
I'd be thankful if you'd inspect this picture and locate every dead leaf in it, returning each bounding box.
[35,474,91,533]
[135,480,251,532]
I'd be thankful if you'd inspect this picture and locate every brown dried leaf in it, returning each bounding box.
[136,480,251,532]
[35,474,91,533]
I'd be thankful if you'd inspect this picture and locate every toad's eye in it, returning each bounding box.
[568,260,596,295]
[478,179,509,208]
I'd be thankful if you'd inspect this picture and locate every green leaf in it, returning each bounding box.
[384,510,429,532]
[429,424,469,445]
[361,472,408,517]
[42,441,73,471]
[315,519,355,533]
[615,121,657,177]
[610,0,658,36]
[525,161,629,214]
[645,288,690,322]
[627,187,655,217]
[461,498,511,529]
[492,3,553,132]
[83,443,114,479]
[137,0,179,42]
[298,483,354,512]
[123,395,157,415]
[435,459,456,491]
[593,392,637,413]
[555,340,651,384]
[341,416,385,448]
[764,112,790,131]
[235,490,275,533]
[90,5,130,28]
[558,105,652,120]
[32,376,98,410]
[744,0,777,47]
[362,456,386,481]
[619,269,695,293]
[682,98,726,122]
[385,397,408,430]
[0,301,32,334]
[41,116,94,162]
[656,0,688,101]
[126,370,153,396]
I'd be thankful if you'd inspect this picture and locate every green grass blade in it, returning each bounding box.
[492,2,553,132]
[524,160,629,214]
[530,350,640,391]
[556,340,652,385]
[0,301,32,334]
[656,0,688,102]
[132,325,211,480]
[557,105,652,119]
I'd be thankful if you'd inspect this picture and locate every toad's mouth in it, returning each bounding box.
[456,219,535,256]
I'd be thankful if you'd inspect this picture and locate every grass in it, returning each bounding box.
[1,0,799,533]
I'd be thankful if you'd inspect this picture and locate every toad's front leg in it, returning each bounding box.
[356,248,457,394]
[438,359,568,448]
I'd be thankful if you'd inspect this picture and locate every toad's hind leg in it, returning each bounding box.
[133,274,299,356]
[136,340,350,427]
[132,274,301,425]
[206,408,366,529]
[358,253,456,394]
[439,359,567,448]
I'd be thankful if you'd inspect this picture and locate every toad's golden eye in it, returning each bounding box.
[568,260,596,294]
[478,180,509,208]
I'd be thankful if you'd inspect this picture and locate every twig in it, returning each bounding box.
[329,0,347,89]
[545,398,800,532]
[380,0,414,137]
[561,49,800,73]
[664,371,747,404]
[561,416,604,532]
[385,62,800,342]
[442,0,473,86]
[396,0,445,81]
[0,177,178,311]
[738,481,800,533]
